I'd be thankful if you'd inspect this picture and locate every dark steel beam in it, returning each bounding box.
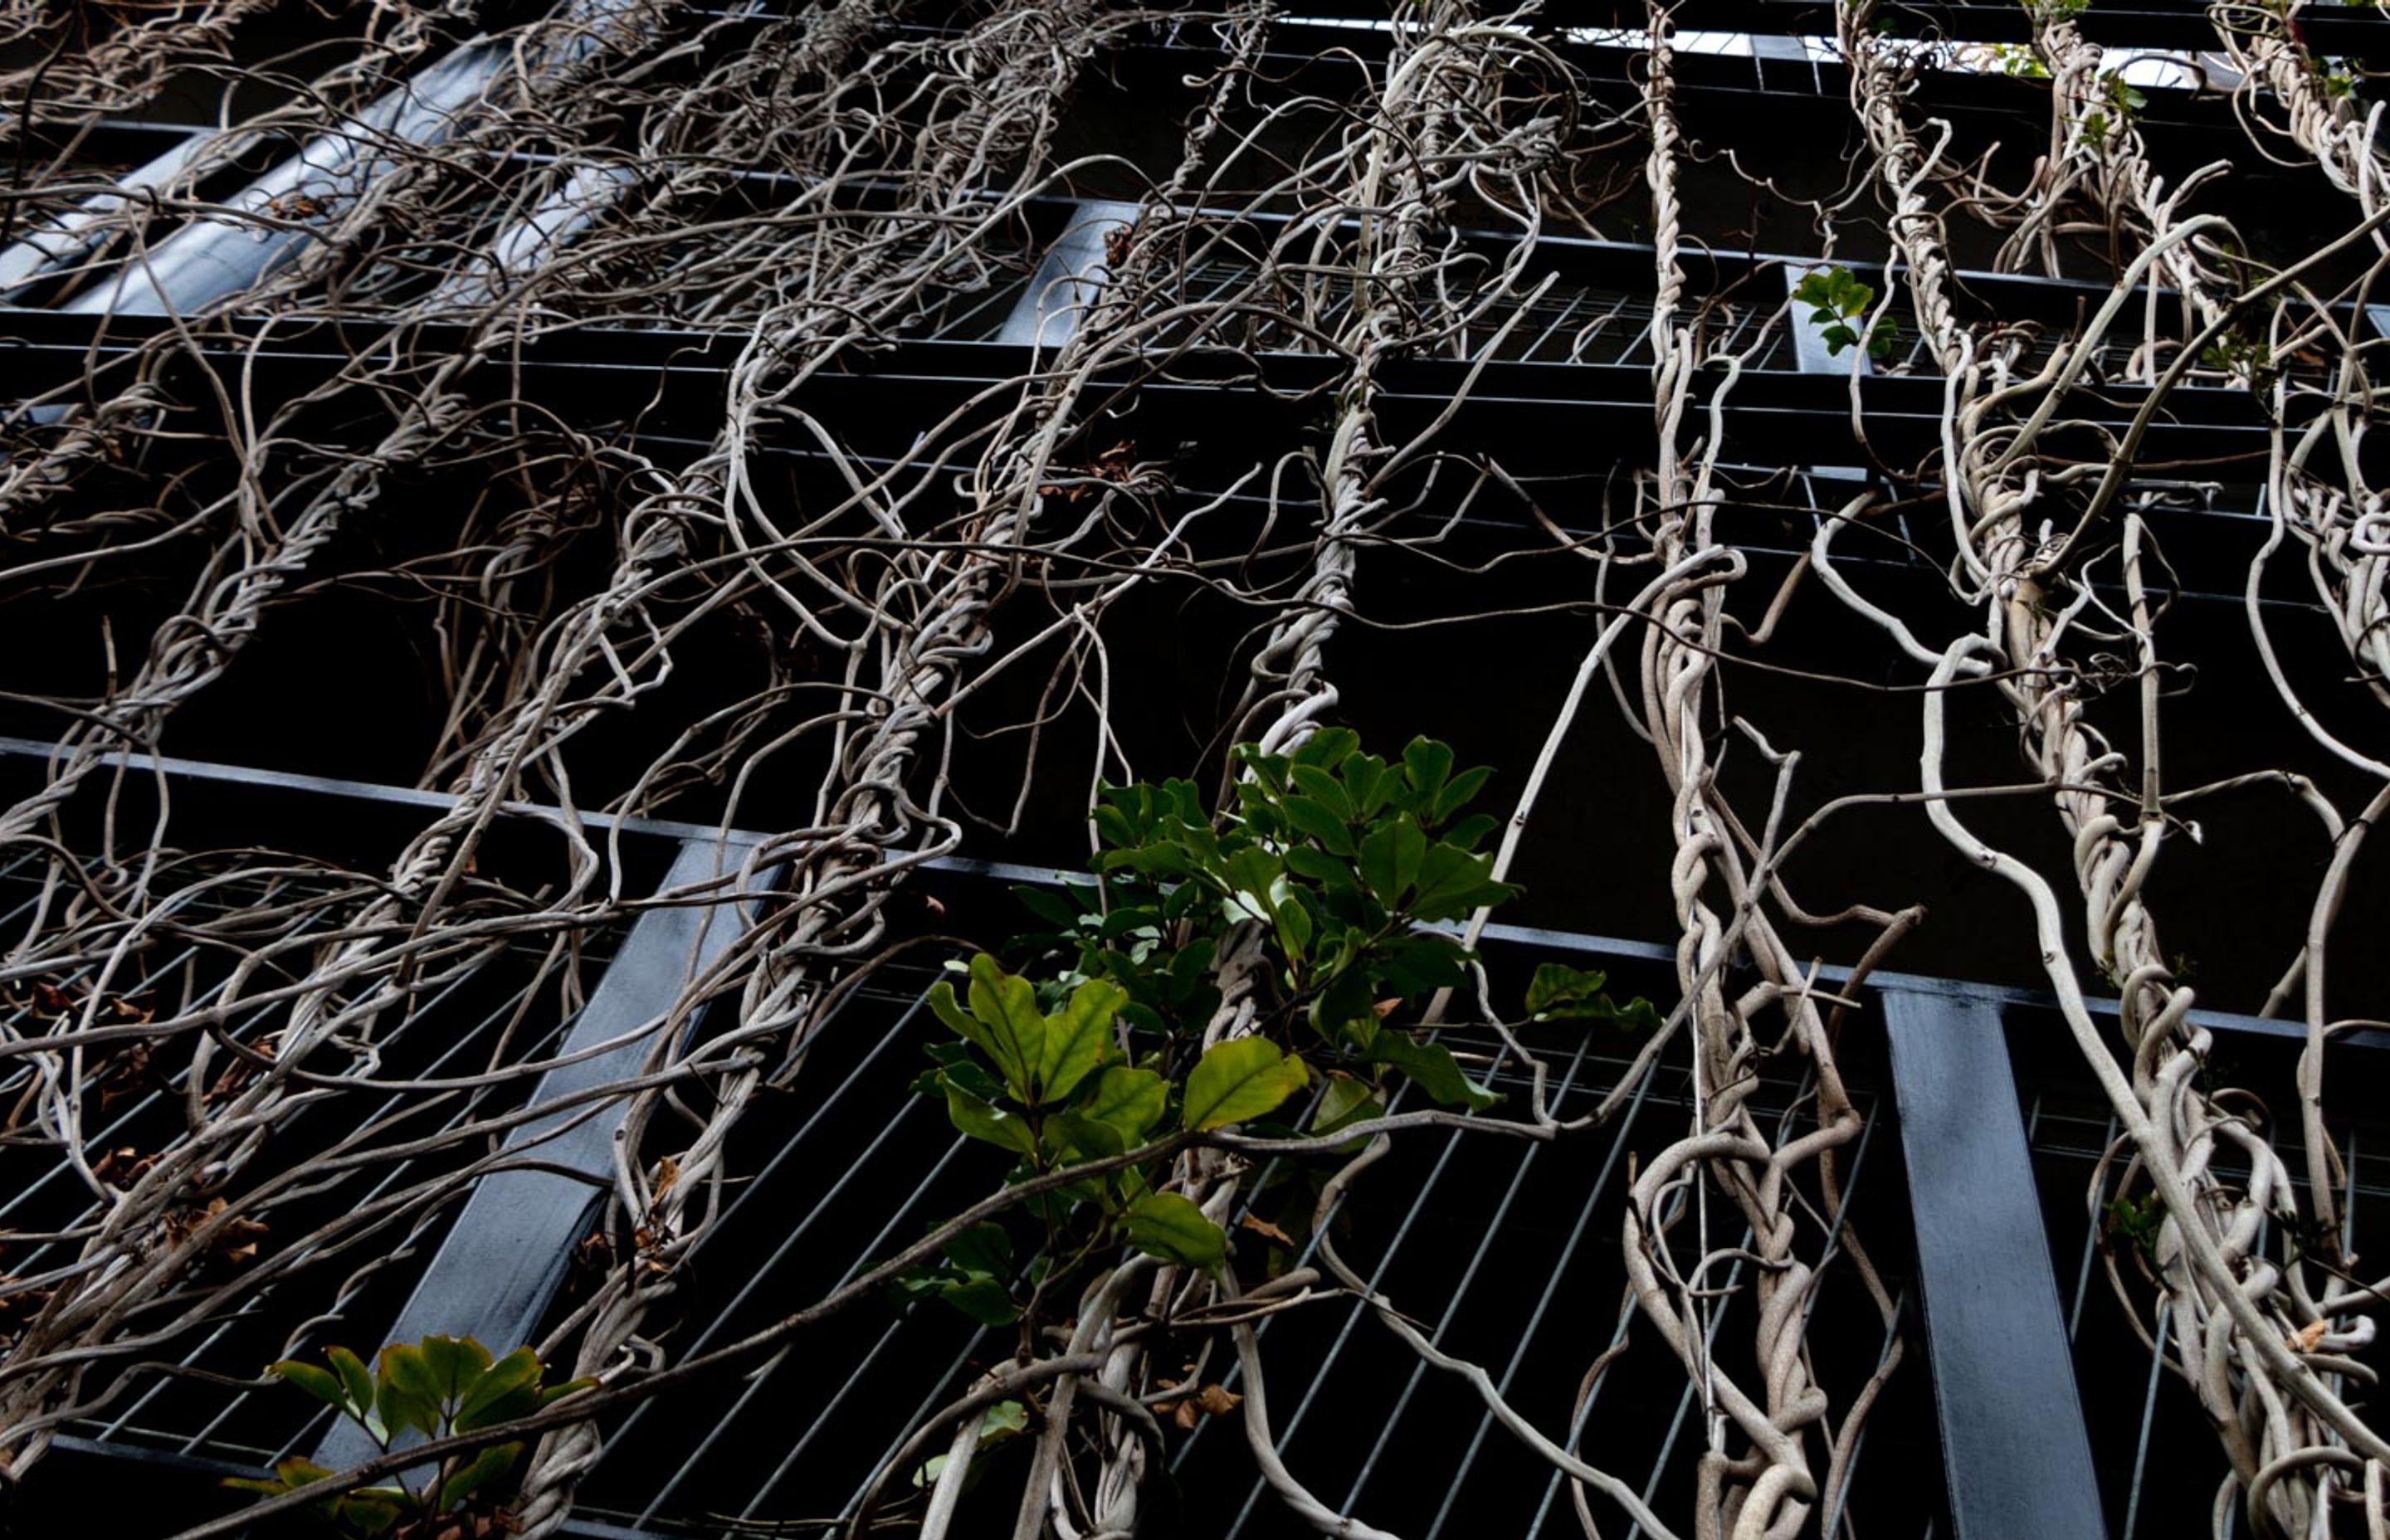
[313,834,758,1468]
[0,317,2308,476]
[1879,986,2105,1540]
[0,735,2374,1055]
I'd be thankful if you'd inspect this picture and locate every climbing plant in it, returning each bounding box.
[228,1335,590,1538]
[900,729,1650,1344]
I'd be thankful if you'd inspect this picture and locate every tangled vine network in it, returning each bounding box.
[2,0,2390,1537]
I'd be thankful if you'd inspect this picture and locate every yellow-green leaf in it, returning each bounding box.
[270,1359,346,1413]
[438,1441,523,1513]
[1124,1191,1227,1269]
[417,1334,492,1406]
[1367,1033,1500,1112]
[325,1345,375,1421]
[947,1083,1040,1158]
[452,1347,542,1433]
[1079,1065,1168,1143]
[1181,1037,1307,1132]
[1036,977,1123,1104]
[966,954,1046,1100]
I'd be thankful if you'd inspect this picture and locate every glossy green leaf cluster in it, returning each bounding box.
[913,952,1305,1278]
[1792,266,1900,362]
[227,1334,591,1535]
[904,733,1652,1327]
[1525,962,1664,1032]
[1061,729,1519,1109]
[2102,1192,2165,1267]
[903,731,1653,1338]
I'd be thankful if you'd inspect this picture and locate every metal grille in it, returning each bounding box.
[1166,1021,1930,1539]
[556,948,1946,1539]
[495,216,1045,334]
[0,843,627,1468]
[2019,1011,2390,1538]
[1140,254,1785,369]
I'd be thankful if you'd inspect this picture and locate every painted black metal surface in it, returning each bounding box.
[1880,986,2105,1540]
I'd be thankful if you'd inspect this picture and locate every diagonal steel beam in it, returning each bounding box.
[313,834,757,1467]
[1880,985,2105,1539]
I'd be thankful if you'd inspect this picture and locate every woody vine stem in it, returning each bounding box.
[0,2,2386,1538]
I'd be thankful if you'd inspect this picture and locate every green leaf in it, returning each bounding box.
[1165,938,1218,1005]
[1375,933,1471,997]
[919,1042,1003,1103]
[439,1442,523,1513]
[1232,743,1289,796]
[947,1084,1041,1158]
[1368,1034,1501,1112]
[1078,1065,1168,1143]
[1035,977,1123,1104]
[1236,787,1288,842]
[1342,751,1395,816]
[418,1334,493,1410]
[1224,846,1282,909]
[1274,888,1314,962]
[374,1382,437,1445]
[1103,842,1192,879]
[1124,1191,1227,1269]
[1158,777,1208,828]
[1046,1110,1127,1162]
[1401,738,1455,807]
[943,1277,1022,1325]
[1525,963,1659,1030]
[1091,797,1139,850]
[1358,815,1427,907]
[1097,904,1162,942]
[1281,795,1355,856]
[1441,811,1499,850]
[1119,1000,1170,1039]
[274,1456,334,1489]
[1407,843,1510,921]
[375,1346,440,1440]
[979,1400,1030,1441]
[1161,879,1207,924]
[1608,996,1664,1032]
[1526,962,1607,1016]
[929,979,987,1045]
[1291,727,1360,770]
[947,1222,1012,1276]
[453,1347,542,1433]
[1288,763,1354,820]
[1431,765,1494,824]
[1283,844,1359,894]
[1182,1037,1309,1131]
[967,954,1047,1101]
[333,1494,405,1537]
[326,1345,376,1422]
[1310,1075,1383,1137]
[270,1359,348,1414]
[1310,967,1378,1046]
[539,1377,595,1407]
